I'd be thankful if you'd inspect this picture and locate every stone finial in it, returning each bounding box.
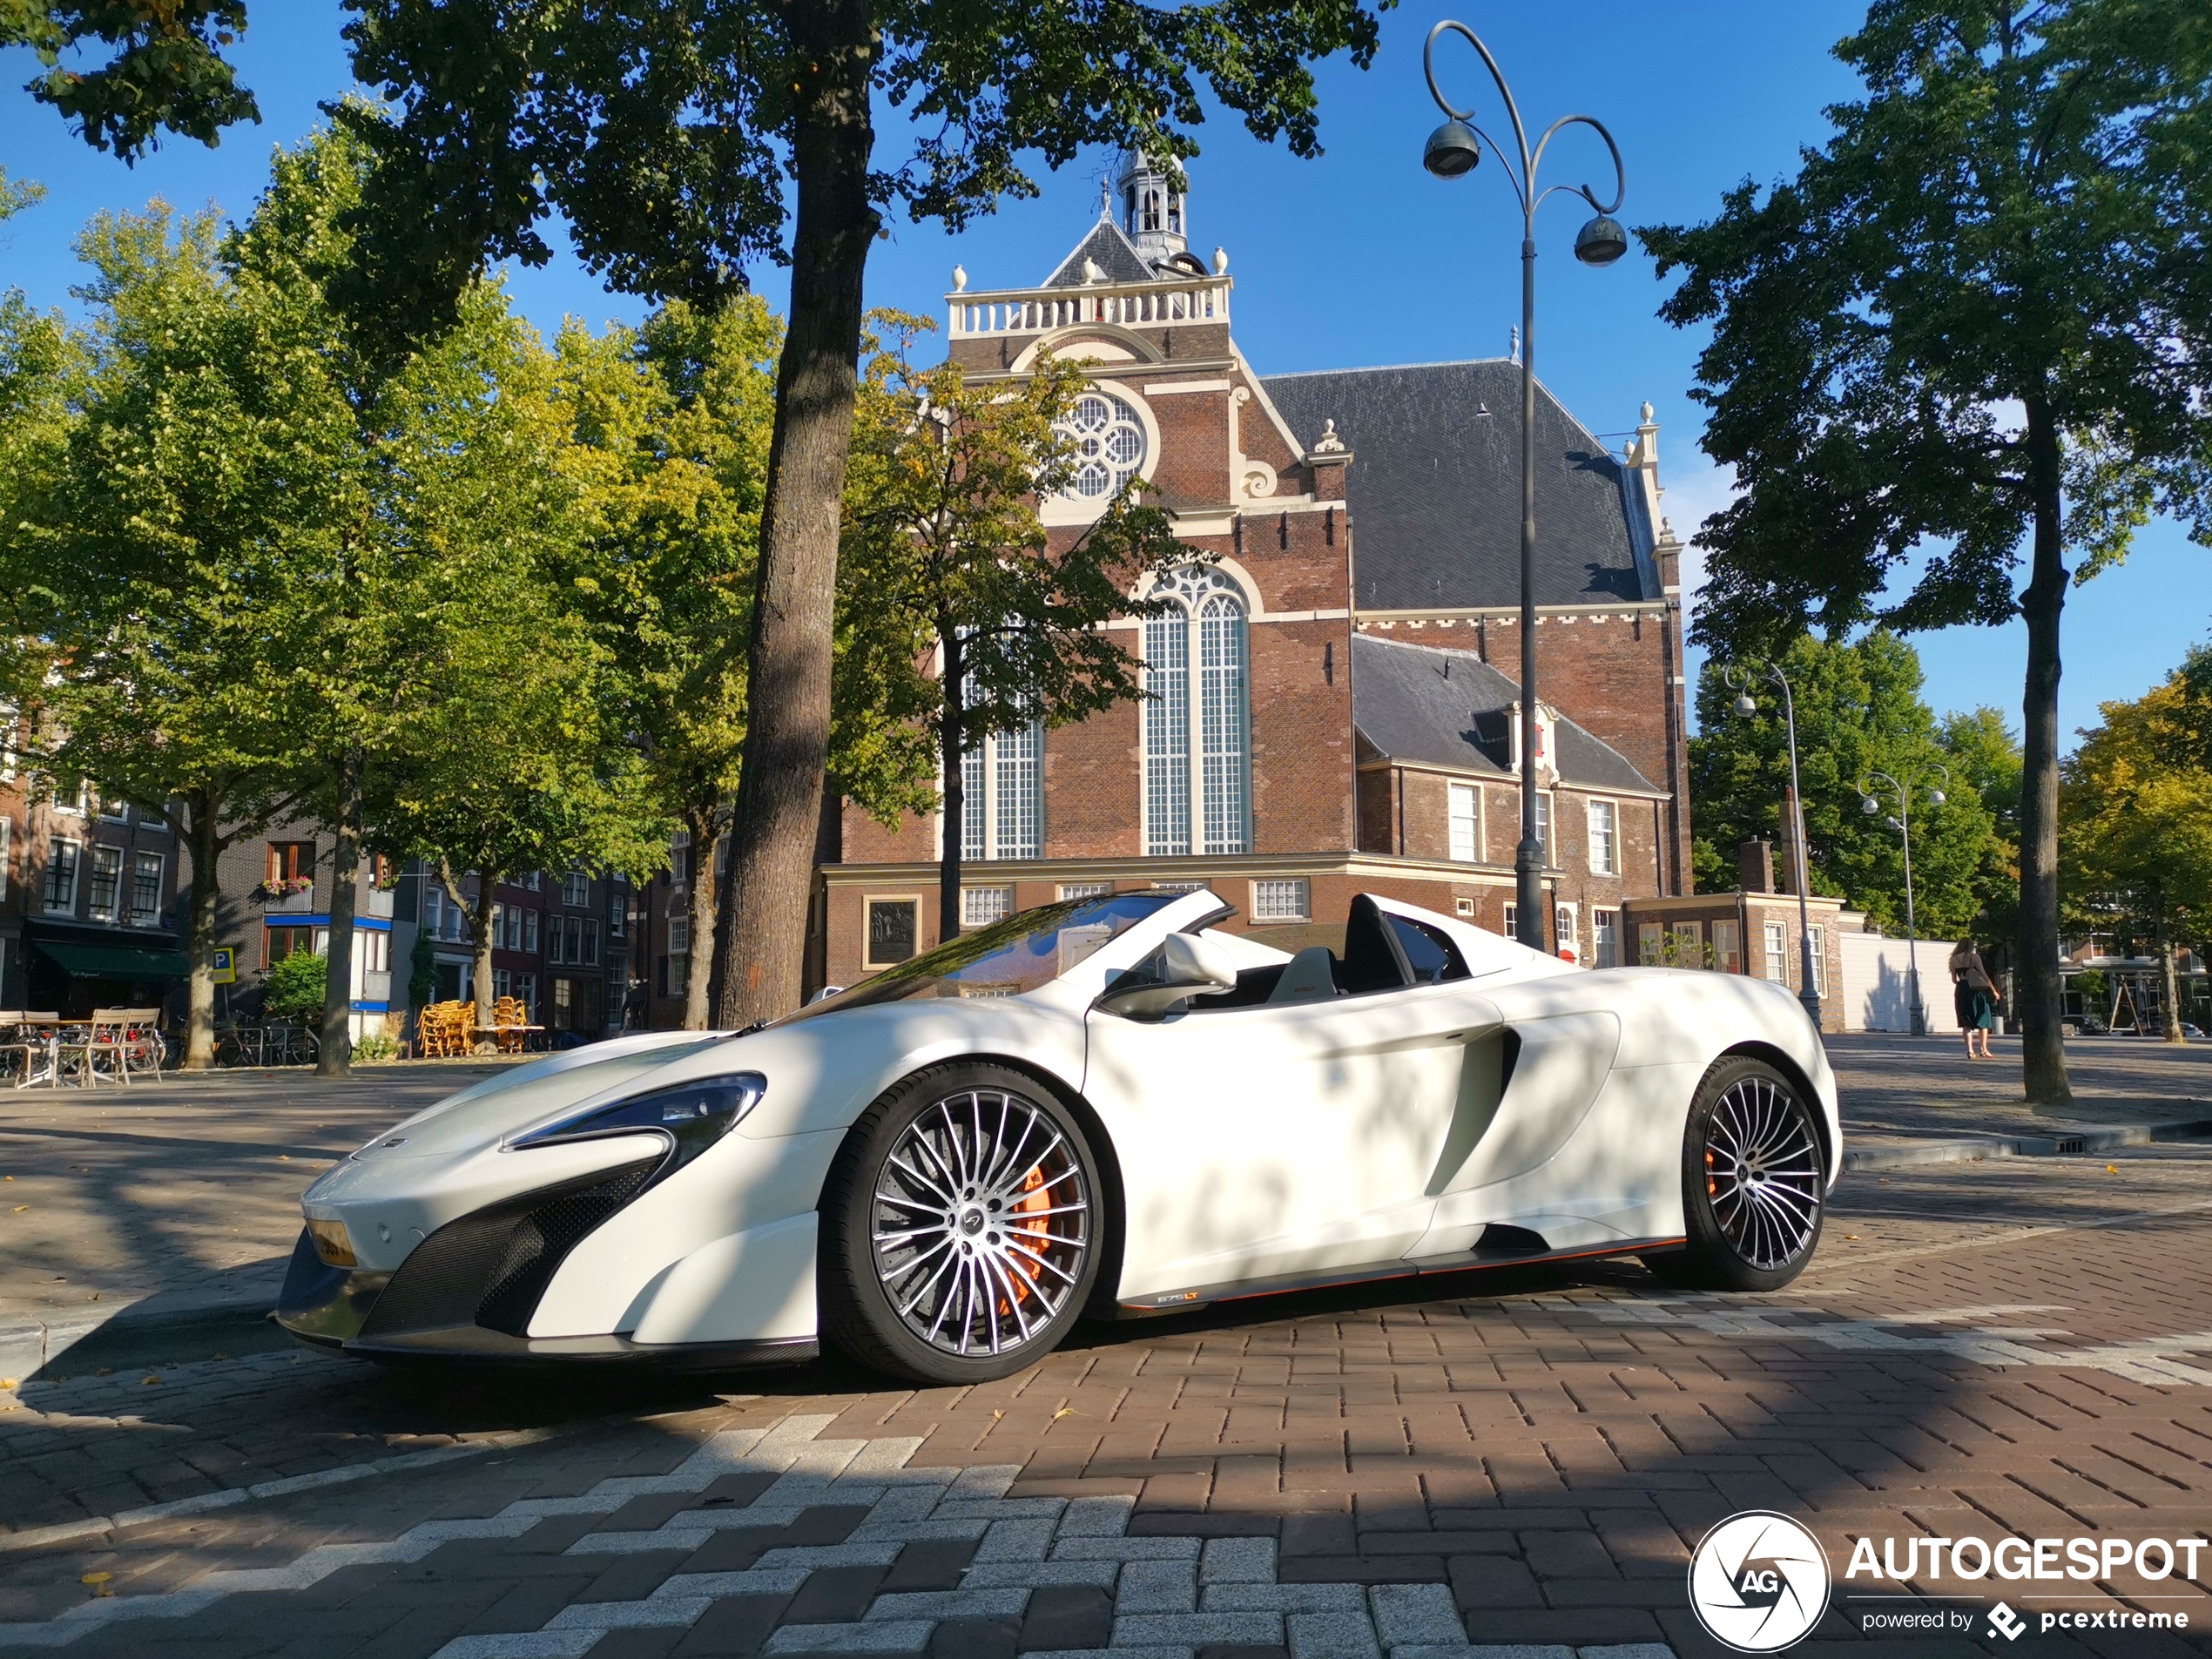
[1660,515,1678,543]
[1312,418,1347,455]
[951,264,968,293]
[1213,246,1229,274]
[1081,257,1104,285]
[1641,400,1655,422]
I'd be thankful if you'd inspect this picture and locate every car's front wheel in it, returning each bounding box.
[1645,1055,1825,1291]
[819,1062,1103,1384]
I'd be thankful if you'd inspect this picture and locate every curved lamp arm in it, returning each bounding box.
[1425,19,1533,206]
[1532,113,1627,216]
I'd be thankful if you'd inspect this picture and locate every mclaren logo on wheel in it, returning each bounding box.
[1689,1511,1832,1652]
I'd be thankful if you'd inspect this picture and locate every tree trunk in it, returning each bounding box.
[2161,920,2185,1043]
[181,794,221,1070]
[938,630,966,947]
[711,0,879,1029]
[684,813,721,1031]
[316,747,361,1076]
[469,874,500,1046]
[2017,394,2073,1105]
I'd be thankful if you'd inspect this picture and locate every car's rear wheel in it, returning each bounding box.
[819,1062,1103,1385]
[1645,1055,1824,1291]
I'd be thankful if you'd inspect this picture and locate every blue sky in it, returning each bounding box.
[3,3,2204,750]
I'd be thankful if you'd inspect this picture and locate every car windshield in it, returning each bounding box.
[779,893,1186,1023]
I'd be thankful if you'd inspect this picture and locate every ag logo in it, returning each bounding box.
[1688,1511,1831,1652]
[1988,1602,2026,1642]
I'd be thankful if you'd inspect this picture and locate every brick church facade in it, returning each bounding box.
[813,152,1694,991]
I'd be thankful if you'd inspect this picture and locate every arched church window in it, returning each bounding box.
[1141,187,1161,233]
[1167,197,1183,234]
[1055,391,1147,499]
[1143,567,1250,857]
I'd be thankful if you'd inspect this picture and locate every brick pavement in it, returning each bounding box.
[5,1149,2212,1656]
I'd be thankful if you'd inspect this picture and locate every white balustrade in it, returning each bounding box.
[948,277,1231,340]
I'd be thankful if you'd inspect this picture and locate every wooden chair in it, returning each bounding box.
[111,1008,165,1079]
[1,1013,62,1089]
[492,995,529,1054]
[61,1009,133,1087]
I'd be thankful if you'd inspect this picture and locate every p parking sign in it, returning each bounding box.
[211,947,236,985]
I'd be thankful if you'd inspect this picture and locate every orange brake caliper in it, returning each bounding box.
[996,1165,1052,1315]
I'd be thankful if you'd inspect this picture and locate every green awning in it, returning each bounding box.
[33,941,192,981]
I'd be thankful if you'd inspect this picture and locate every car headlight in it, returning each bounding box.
[509,1072,767,1173]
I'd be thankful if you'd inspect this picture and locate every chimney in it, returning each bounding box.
[1738,839,1775,894]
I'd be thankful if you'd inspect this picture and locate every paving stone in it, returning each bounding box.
[1114,1612,1286,1647]
[1200,1537,1277,1585]
[1369,1584,1467,1647]
[759,1620,933,1653]
[926,1615,1019,1659]
[669,1592,792,1657]
[781,1565,889,1625]
[1017,1583,1115,1651]
[1285,1610,1381,1658]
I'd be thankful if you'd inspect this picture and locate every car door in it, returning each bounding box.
[1084,900,1500,1303]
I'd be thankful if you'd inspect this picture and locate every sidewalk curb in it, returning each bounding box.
[1842,1116,2212,1173]
[0,1277,289,1386]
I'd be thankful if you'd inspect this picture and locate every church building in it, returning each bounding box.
[815,152,1696,988]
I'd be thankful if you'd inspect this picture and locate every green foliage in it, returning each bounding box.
[2,2,260,158]
[1689,632,2005,938]
[0,165,44,223]
[260,950,327,1025]
[1642,0,2212,653]
[2062,655,2212,952]
[331,0,1390,333]
[351,1031,399,1062]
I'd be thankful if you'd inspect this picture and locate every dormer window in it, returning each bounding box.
[1056,392,1147,498]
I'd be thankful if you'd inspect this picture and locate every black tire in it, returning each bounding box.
[1643,1055,1825,1291]
[819,1062,1104,1385]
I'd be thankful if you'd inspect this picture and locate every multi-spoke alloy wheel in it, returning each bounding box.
[822,1064,1104,1384]
[1702,1074,1823,1270]
[873,1089,1089,1359]
[1647,1056,1826,1291]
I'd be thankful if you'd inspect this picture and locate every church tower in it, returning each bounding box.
[1117,148,1194,271]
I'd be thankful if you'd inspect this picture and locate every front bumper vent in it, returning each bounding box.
[356,1156,661,1340]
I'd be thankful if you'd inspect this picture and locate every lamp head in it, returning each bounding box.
[1733,693,1757,718]
[1860,796,1879,816]
[1574,213,1629,266]
[1423,118,1482,179]
[1928,787,1946,806]
[1885,814,1904,832]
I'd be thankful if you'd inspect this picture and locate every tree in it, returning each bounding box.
[554,301,770,1029]
[1937,704,2024,948]
[2062,651,2212,1042]
[319,0,1389,1026]
[26,201,353,1068]
[368,292,670,1038]
[555,299,938,1027]
[841,320,1187,943]
[1642,0,2212,1103]
[1689,631,2002,939]
[2,2,258,157]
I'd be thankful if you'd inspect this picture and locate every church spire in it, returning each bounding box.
[1116,147,1189,266]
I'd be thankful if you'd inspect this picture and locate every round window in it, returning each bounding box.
[1057,392,1148,499]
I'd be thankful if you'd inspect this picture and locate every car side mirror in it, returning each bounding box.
[1096,932,1241,1018]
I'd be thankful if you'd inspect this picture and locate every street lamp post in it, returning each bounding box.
[1724,663,1823,1028]
[1423,20,1627,954]
[1860,765,1949,1036]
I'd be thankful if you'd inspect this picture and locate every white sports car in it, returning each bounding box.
[279,890,1840,1384]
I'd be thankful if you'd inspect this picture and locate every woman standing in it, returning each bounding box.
[1950,940,1998,1059]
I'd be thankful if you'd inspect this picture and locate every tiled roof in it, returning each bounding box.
[1351,632,1661,797]
[1043,219,1157,288]
[1262,361,1649,610]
